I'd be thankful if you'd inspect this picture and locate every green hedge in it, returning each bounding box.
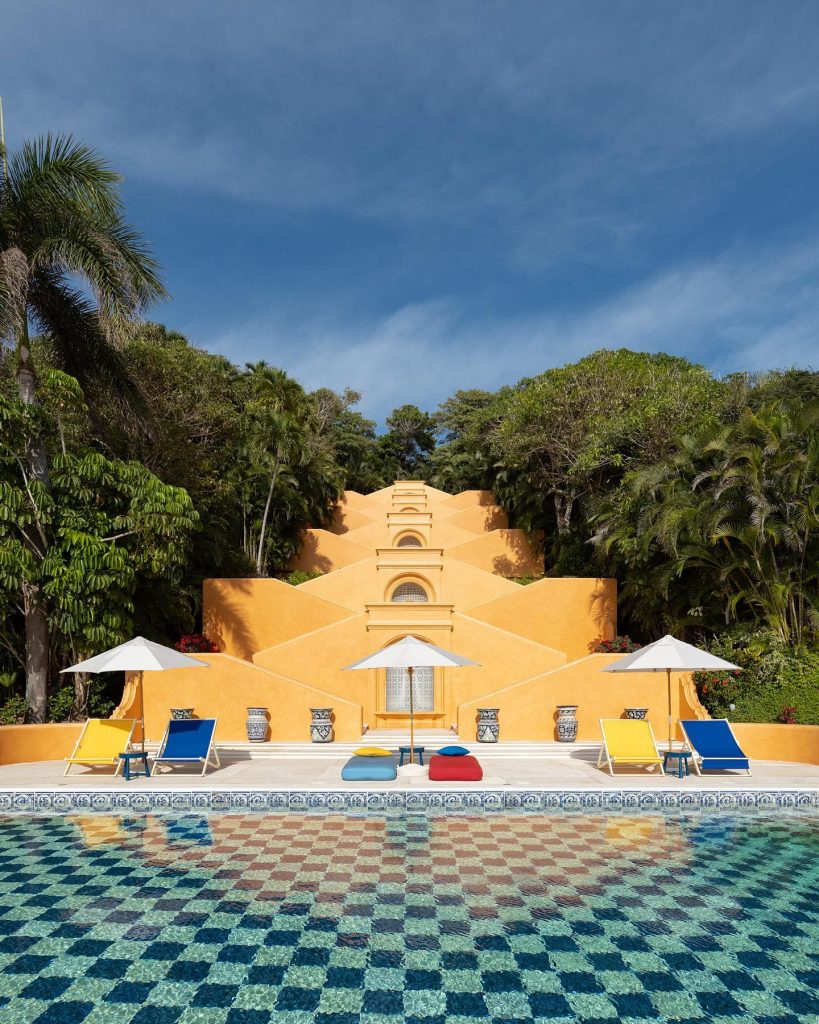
[694,627,819,725]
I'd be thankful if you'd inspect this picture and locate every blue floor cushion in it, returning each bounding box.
[341,754,397,781]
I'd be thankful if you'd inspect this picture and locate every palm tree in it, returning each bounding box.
[0,134,166,720]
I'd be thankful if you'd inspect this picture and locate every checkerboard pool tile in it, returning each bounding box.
[0,809,817,1022]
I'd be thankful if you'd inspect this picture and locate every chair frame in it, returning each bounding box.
[596,718,665,777]
[151,717,221,777]
[680,719,752,776]
[64,718,137,777]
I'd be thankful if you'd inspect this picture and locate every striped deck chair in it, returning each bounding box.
[64,718,136,776]
[597,718,665,776]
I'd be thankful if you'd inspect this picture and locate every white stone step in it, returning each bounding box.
[170,739,601,761]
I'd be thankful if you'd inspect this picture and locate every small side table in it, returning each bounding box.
[119,751,150,781]
[398,746,425,767]
[663,750,692,779]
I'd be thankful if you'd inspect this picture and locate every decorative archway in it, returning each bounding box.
[389,580,430,604]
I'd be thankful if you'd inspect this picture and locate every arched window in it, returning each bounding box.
[396,534,422,548]
[400,506,419,512]
[386,666,434,711]
[391,581,429,604]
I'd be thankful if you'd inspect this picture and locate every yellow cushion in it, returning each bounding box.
[353,746,392,757]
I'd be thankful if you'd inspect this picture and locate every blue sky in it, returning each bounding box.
[5,2,819,421]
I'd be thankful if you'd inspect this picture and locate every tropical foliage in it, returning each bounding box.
[1,132,818,726]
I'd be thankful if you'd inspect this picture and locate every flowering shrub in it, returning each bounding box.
[593,636,642,654]
[175,633,219,654]
[693,627,819,724]
[777,706,798,725]
[694,670,742,714]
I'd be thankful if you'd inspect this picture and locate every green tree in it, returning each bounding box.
[311,387,387,492]
[236,365,343,575]
[96,324,251,629]
[381,404,436,479]
[593,401,819,643]
[429,389,507,493]
[0,384,197,718]
[495,350,728,570]
[0,134,165,719]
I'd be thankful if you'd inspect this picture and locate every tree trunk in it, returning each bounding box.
[22,582,49,723]
[17,321,52,722]
[71,671,91,721]
[255,461,281,575]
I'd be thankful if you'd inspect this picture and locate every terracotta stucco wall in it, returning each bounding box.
[439,489,497,510]
[328,505,376,535]
[438,557,519,610]
[298,558,379,611]
[253,616,372,706]
[0,723,83,765]
[439,504,509,532]
[731,723,819,765]
[457,654,695,742]
[288,529,371,574]
[119,654,362,743]
[468,578,616,660]
[203,578,354,660]
[446,530,543,576]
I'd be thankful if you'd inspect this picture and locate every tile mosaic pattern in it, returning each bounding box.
[0,787,817,815]
[0,809,818,1023]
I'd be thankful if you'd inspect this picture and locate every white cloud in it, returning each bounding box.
[200,238,819,421]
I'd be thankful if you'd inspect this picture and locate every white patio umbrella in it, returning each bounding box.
[343,636,479,774]
[62,636,209,753]
[600,634,740,749]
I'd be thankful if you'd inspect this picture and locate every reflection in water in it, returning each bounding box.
[0,809,815,1023]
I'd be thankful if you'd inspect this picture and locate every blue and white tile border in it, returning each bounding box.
[0,788,817,814]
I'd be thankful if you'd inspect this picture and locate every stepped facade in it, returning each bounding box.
[122,482,704,744]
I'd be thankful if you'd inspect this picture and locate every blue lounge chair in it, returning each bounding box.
[151,718,221,776]
[341,754,397,781]
[680,719,751,775]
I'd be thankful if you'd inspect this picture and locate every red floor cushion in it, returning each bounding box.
[428,754,483,782]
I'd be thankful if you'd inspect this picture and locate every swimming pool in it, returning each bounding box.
[0,810,817,1023]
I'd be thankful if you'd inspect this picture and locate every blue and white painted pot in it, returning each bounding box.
[246,707,268,742]
[556,705,578,742]
[477,708,500,743]
[310,708,334,743]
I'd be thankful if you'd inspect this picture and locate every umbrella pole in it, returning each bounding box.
[408,666,415,764]
[139,670,145,754]
[667,667,672,751]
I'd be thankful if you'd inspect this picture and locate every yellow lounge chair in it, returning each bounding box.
[596,718,665,776]
[64,718,137,776]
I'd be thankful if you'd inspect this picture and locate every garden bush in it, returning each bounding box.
[282,570,324,586]
[694,627,819,725]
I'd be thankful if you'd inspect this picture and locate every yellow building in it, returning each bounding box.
[123,481,705,743]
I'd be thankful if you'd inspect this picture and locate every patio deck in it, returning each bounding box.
[1,740,818,792]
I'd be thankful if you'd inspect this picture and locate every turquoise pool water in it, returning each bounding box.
[0,810,817,1023]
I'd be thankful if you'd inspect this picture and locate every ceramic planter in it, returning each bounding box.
[556,705,578,742]
[245,707,268,742]
[625,707,648,720]
[309,707,334,743]
[477,708,500,743]
[170,708,194,720]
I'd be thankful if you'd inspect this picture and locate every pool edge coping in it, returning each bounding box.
[1,787,817,813]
